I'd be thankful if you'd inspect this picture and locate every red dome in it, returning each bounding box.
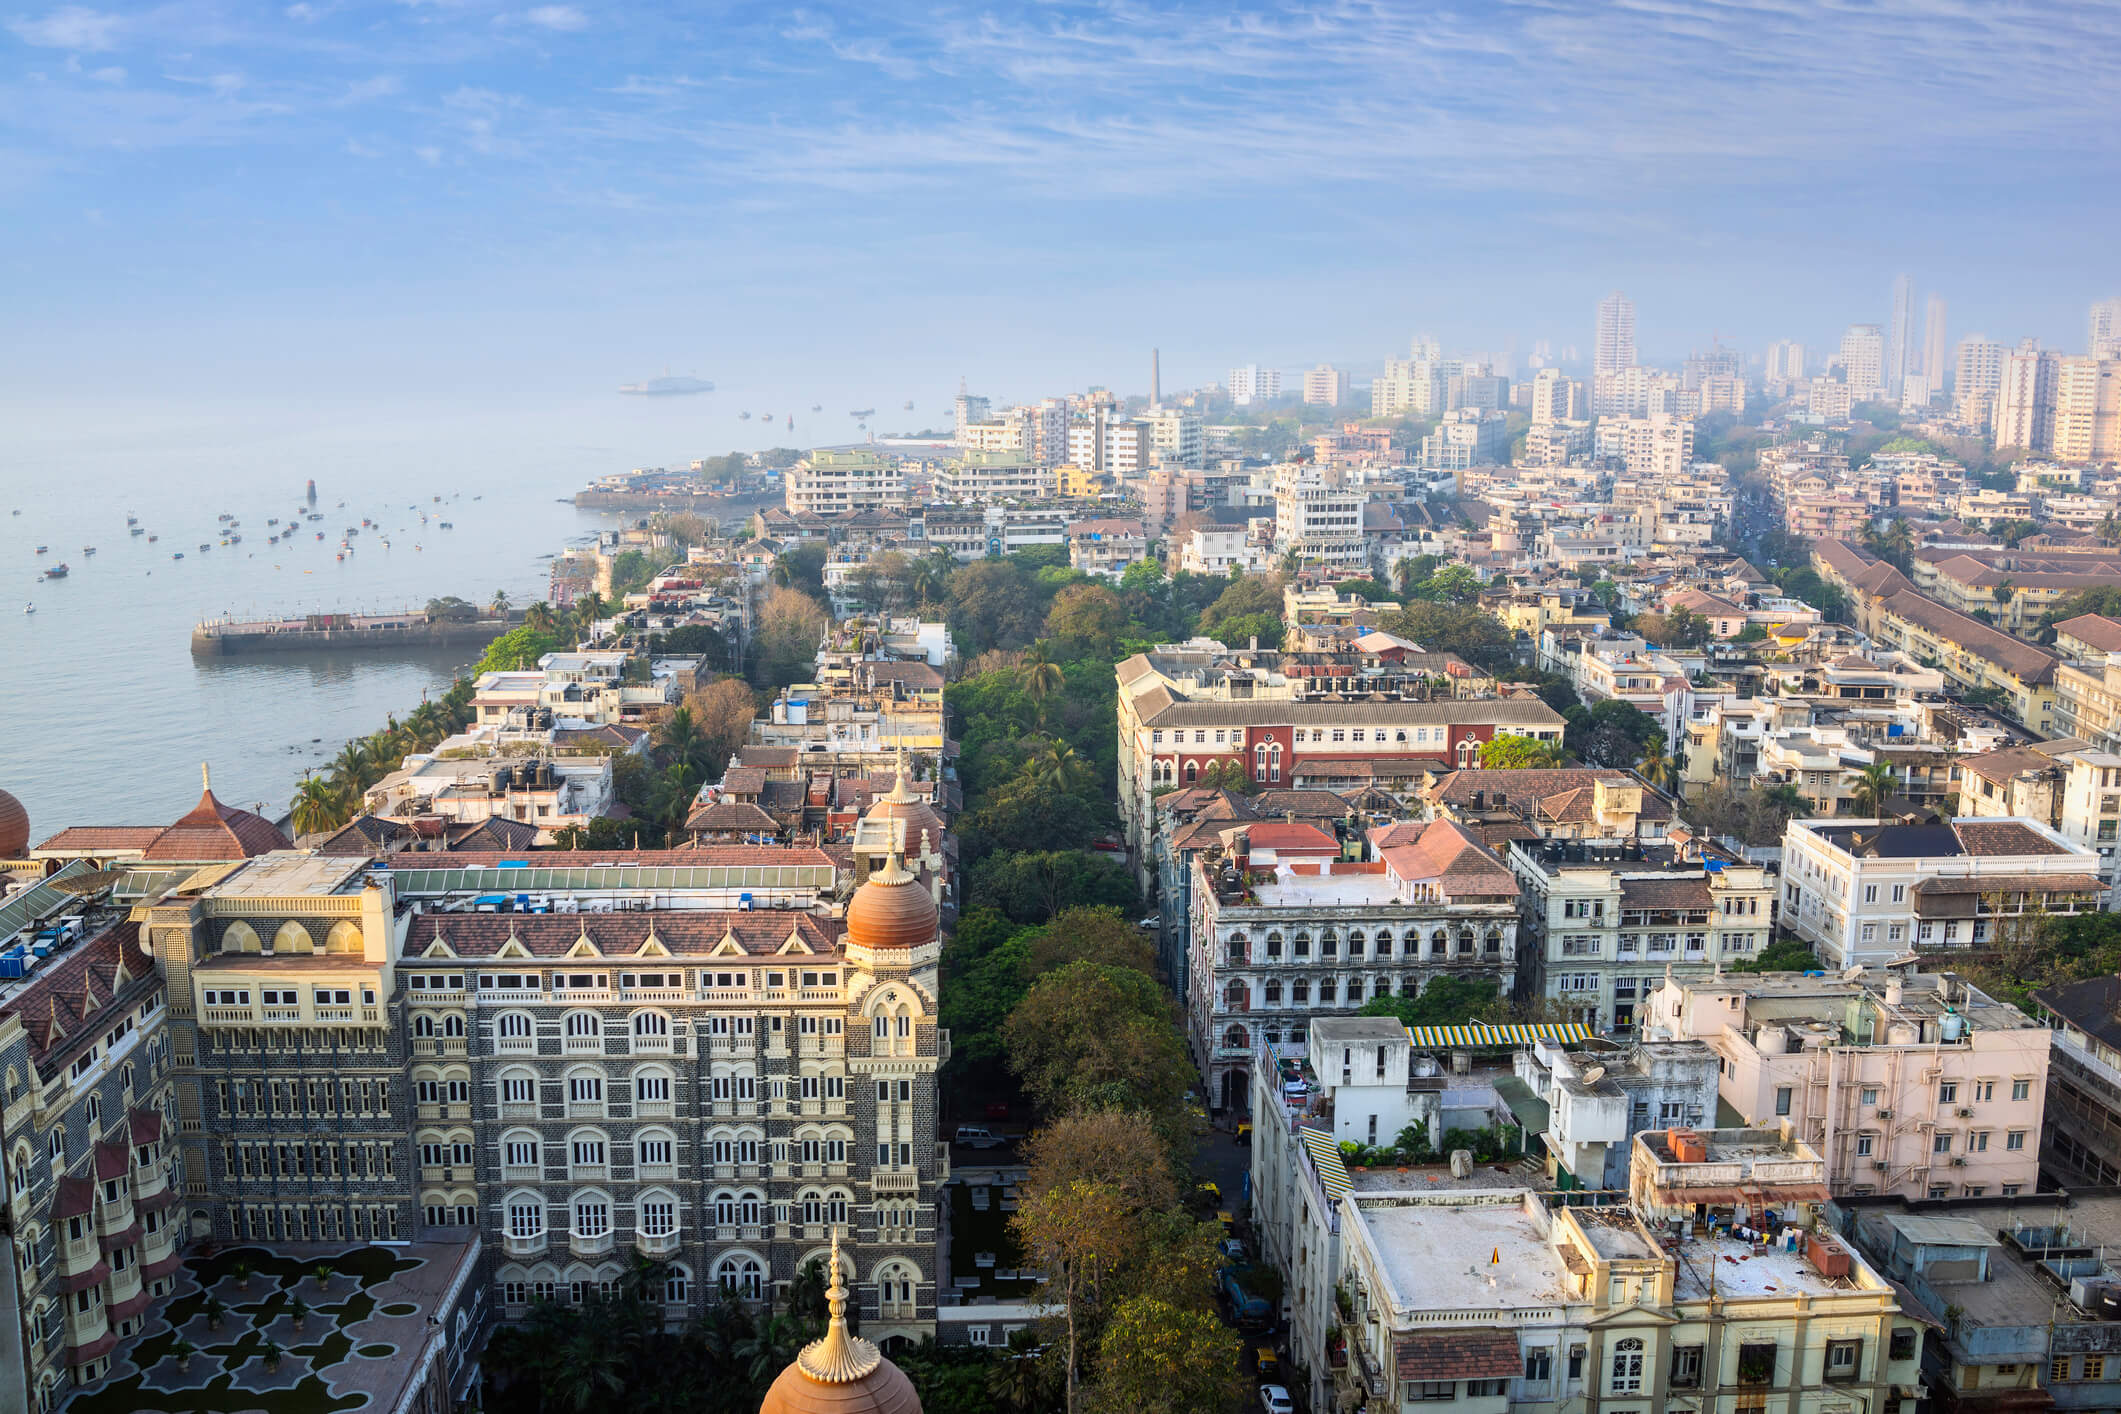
[0,788,27,857]
[845,859,936,951]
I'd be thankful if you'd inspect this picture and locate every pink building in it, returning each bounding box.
[1646,970,2048,1201]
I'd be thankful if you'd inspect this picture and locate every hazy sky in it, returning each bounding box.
[3,0,2119,439]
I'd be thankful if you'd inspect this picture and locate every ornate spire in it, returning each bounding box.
[872,844,917,887]
[201,761,212,794]
[883,747,916,804]
[795,1229,880,1383]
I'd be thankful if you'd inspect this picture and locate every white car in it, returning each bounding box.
[1259,1386,1294,1414]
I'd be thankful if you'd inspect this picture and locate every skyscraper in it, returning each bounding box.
[1228,365,1280,406]
[1887,274,1914,396]
[1594,292,1636,379]
[1764,340,1806,384]
[1838,324,1886,403]
[1953,335,2004,427]
[1921,294,1948,388]
[1993,340,2060,451]
[2091,298,2121,358]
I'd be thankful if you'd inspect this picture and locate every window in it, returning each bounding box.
[1861,1087,1880,1105]
[1670,1346,1703,1389]
[1939,1082,1958,1104]
[501,1071,535,1106]
[1737,1343,1776,1386]
[504,1135,539,1168]
[2006,1130,2026,1151]
[1409,1382,1457,1401]
[2053,1358,2073,1383]
[636,1071,671,1103]
[507,1196,544,1238]
[1971,1131,1989,1152]
[1611,1338,1644,1393]
[2084,1356,2107,1381]
[2012,1079,2031,1101]
[1933,1132,1953,1154]
[571,1135,606,1168]
[568,1073,603,1105]
[640,1196,676,1237]
[640,1133,674,1168]
[1856,1135,1874,1157]
[1524,1349,1552,1383]
[1775,1087,1793,1116]
[1826,1339,1862,1382]
[1889,1328,1917,1362]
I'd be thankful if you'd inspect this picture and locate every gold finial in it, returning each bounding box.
[201,761,212,794]
[795,1228,881,1383]
[883,747,916,804]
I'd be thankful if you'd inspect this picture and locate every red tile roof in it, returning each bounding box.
[140,784,290,861]
[1371,819,1520,899]
[1396,1329,1522,1381]
[0,922,155,1064]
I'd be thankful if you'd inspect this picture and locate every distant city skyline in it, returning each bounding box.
[0,1,2116,440]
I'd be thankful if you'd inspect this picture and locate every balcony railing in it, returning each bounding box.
[873,1170,920,1193]
[503,1231,547,1258]
[635,1229,681,1258]
[571,1230,616,1258]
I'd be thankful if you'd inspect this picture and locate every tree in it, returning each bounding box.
[1735,939,1820,973]
[1379,600,1511,666]
[1019,647,1066,720]
[970,850,1139,924]
[750,586,828,688]
[657,706,710,776]
[1014,1179,1138,1414]
[478,624,561,674]
[1196,574,1283,640]
[1479,736,1563,769]
[1637,737,1675,788]
[1023,1111,1178,1214]
[1416,562,1483,604]
[1087,1296,1243,1414]
[1358,978,1505,1028]
[492,588,511,614]
[1021,907,1157,980]
[1025,741,1093,797]
[1194,760,1255,794]
[289,774,349,836]
[683,677,758,777]
[1004,962,1190,1125]
[1848,760,1897,818]
[1044,584,1128,646]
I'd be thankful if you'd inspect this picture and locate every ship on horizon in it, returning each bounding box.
[619,375,714,397]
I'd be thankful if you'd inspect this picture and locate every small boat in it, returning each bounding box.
[811,403,822,412]
[34,545,46,555]
[125,514,137,526]
[307,512,323,521]
[315,532,324,540]
[904,400,914,410]
[740,411,752,420]
[173,552,183,560]
[217,513,231,522]
[147,534,158,543]
[129,526,144,536]
[43,563,67,579]
[335,552,345,561]
[81,546,95,555]
[438,521,453,529]
[228,534,241,544]
[198,543,210,552]
[267,517,279,526]
[22,603,31,614]
[10,509,19,516]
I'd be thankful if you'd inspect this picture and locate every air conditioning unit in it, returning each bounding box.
[1876,1109,1893,1119]
[1951,1157,1967,1167]
[1872,1161,1889,1171]
[1955,1107,1974,1117]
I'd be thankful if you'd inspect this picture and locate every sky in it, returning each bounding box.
[2,0,2119,450]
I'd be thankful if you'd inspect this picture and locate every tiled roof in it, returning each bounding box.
[1252,789,1359,818]
[1957,746,2064,784]
[1618,876,1711,909]
[722,767,770,797]
[1875,588,2058,684]
[141,785,290,861]
[313,815,407,853]
[1371,819,1519,898]
[1238,822,1338,852]
[2057,614,2121,656]
[685,801,782,833]
[1914,873,2104,895]
[426,845,837,868]
[32,825,164,854]
[1396,1329,1522,1381]
[0,922,155,1064]
[406,911,843,959]
[445,817,543,852]
[1951,820,2071,856]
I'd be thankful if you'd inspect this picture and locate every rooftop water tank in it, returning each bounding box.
[1887,1022,1919,1046]
[1757,1024,1790,1055]
[1940,1010,1967,1042]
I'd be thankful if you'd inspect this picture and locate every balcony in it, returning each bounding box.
[315,1006,356,1022]
[636,1100,675,1119]
[503,1231,548,1258]
[495,1036,536,1055]
[201,1006,256,1024]
[873,1170,920,1194]
[635,1229,681,1259]
[570,1230,616,1259]
[630,1036,673,1055]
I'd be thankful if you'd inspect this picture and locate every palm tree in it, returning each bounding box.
[1527,738,1565,768]
[652,762,702,840]
[492,588,511,615]
[734,1312,809,1394]
[289,775,349,837]
[1027,741,1091,796]
[1637,738,1674,789]
[1019,647,1065,721]
[524,600,558,635]
[656,707,708,776]
[1848,760,1897,819]
[990,1330,1056,1414]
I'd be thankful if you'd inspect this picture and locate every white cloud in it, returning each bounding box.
[414,144,442,164]
[341,75,401,103]
[8,6,122,51]
[524,5,586,32]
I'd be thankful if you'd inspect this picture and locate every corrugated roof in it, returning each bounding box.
[1300,1126,1350,1201]
[1405,1023,1593,1049]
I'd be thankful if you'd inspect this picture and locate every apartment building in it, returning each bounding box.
[1994,343,2061,451]
[1420,409,1508,470]
[1645,970,2049,1200]
[1229,365,1281,406]
[1273,463,1369,567]
[1839,324,1887,403]
[1780,817,2104,967]
[782,449,908,515]
[1595,292,1636,377]
[1530,368,1585,424]
[1956,740,2121,899]
[2030,975,2121,1186]
[1595,414,1696,479]
[930,449,1049,503]
[1064,517,1147,579]
[1508,838,1776,1033]
[1372,353,1444,419]
[1189,818,1520,1111]
[2051,356,2121,464]
[1302,364,1349,407]
[1954,336,2004,427]
[1140,406,1204,468]
[1515,1037,1720,1190]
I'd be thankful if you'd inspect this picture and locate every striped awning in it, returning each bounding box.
[1404,1023,1595,1050]
[1301,1126,1351,1200]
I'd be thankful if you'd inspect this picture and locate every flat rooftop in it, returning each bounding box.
[1356,1195,1569,1311]
[1575,1208,1660,1262]
[1671,1228,1867,1300]
[207,852,373,899]
[1252,872,1403,907]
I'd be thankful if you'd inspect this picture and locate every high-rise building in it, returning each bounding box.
[1887,273,1914,397]
[1838,324,1886,403]
[2050,356,2121,464]
[1594,291,1636,379]
[952,392,991,445]
[1370,357,1441,418]
[1921,293,1948,388]
[2091,298,2121,358]
[1993,340,2061,451]
[1301,364,1348,407]
[1764,340,1806,385]
[1227,365,1280,407]
[1954,335,2004,426]
[1530,368,1584,425]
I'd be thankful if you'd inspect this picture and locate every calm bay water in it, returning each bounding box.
[0,414,630,837]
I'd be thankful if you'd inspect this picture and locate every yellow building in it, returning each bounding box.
[1052,463,1101,498]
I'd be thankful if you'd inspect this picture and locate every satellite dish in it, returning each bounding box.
[1582,1065,1606,1086]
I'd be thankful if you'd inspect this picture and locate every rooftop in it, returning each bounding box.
[205,851,375,899]
[1670,1227,1869,1301]
[1355,1194,1568,1312]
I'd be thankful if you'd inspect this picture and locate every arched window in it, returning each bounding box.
[325,921,362,954]
[876,1262,917,1317]
[443,1014,466,1037]
[565,1011,600,1039]
[636,1128,676,1172]
[497,1013,534,1051]
[573,1192,611,1239]
[634,1067,672,1105]
[1223,981,1248,1011]
[1265,932,1283,959]
[568,1129,608,1173]
[1184,760,1198,782]
[1374,930,1394,956]
[1612,1338,1645,1392]
[498,1067,537,1107]
[1346,931,1365,958]
[1457,927,1474,955]
[663,1264,691,1305]
[413,1014,436,1038]
[565,1069,604,1110]
[502,1130,540,1171]
[1431,928,1448,957]
[1320,931,1338,958]
[221,921,260,954]
[8,1145,29,1197]
[1223,1024,1249,1051]
[637,1190,678,1238]
[1401,976,1420,997]
[273,921,313,954]
[717,1255,764,1299]
[1263,981,1282,1006]
[632,1011,669,1038]
[506,1192,545,1238]
[1485,927,1503,954]
[1225,933,1247,965]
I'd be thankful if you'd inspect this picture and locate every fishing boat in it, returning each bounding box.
[129,526,144,536]
[315,532,324,540]
[43,563,68,579]
[438,521,454,530]
[22,603,31,614]
[34,545,46,555]
[147,534,158,543]
[81,546,95,555]
[335,552,345,561]
[125,514,137,526]
[267,517,279,526]
[199,543,210,552]
[172,552,184,560]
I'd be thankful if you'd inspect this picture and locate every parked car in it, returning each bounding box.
[1220,1237,1248,1262]
[1259,1384,1294,1414]
[1254,1347,1281,1379]
[954,1127,1004,1149]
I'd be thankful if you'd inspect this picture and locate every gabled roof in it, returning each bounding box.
[141,778,290,861]
[1370,818,1519,898]
[2057,614,2121,656]
[0,922,155,1064]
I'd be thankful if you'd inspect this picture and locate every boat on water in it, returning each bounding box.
[34,545,46,555]
[147,534,158,543]
[81,546,94,555]
[267,517,278,526]
[22,603,31,614]
[198,543,210,552]
[307,478,317,503]
[335,552,345,561]
[438,521,453,529]
[307,512,323,521]
[43,564,68,579]
[172,552,184,560]
[129,526,144,536]
[315,532,324,540]
[125,514,137,526]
